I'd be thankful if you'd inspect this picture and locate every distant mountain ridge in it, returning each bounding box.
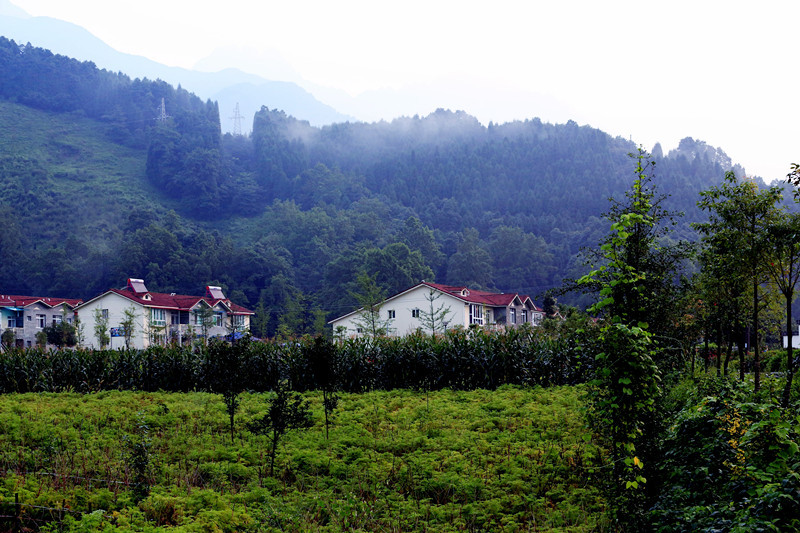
[0,0,353,132]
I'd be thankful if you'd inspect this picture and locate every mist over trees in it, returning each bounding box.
[0,36,786,337]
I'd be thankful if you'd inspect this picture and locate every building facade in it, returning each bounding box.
[330,281,544,338]
[75,279,253,349]
[0,294,83,348]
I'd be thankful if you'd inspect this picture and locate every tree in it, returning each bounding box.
[195,305,216,344]
[418,289,453,338]
[764,212,800,407]
[205,338,249,443]
[695,171,782,391]
[542,295,559,318]
[559,149,692,349]
[1,328,15,350]
[304,336,339,439]
[120,306,137,349]
[445,228,494,289]
[488,225,554,294]
[398,216,444,271]
[43,320,77,348]
[576,149,664,522]
[42,304,78,347]
[93,308,110,349]
[247,382,313,476]
[350,272,392,339]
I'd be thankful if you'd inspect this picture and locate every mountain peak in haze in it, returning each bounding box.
[0,7,353,132]
[0,0,28,18]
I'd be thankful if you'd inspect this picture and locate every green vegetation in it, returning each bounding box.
[0,386,607,532]
[0,37,772,333]
[4,36,800,532]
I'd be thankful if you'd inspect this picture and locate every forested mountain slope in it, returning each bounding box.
[0,37,767,336]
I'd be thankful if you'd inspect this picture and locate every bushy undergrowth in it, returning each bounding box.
[0,386,608,532]
[650,375,800,532]
[0,327,597,394]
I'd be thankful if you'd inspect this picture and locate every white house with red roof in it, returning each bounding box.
[75,278,254,349]
[1,293,83,348]
[329,281,544,338]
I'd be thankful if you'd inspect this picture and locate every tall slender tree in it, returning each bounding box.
[350,272,392,339]
[695,172,782,391]
[764,212,800,406]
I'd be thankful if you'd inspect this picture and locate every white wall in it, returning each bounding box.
[332,286,467,338]
[76,293,148,349]
[784,326,800,349]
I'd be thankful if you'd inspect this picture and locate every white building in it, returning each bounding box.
[75,278,253,349]
[330,281,544,338]
[783,325,800,349]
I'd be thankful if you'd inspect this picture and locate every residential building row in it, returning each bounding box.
[2,279,547,348]
[330,281,545,338]
[0,294,83,347]
[0,278,254,350]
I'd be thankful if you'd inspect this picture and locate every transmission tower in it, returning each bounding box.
[156,97,170,124]
[229,102,244,136]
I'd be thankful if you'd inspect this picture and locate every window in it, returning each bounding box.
[150,308,166,327]
[532,313,543,326]
[215,312,223,327]
[411,308,420,318]
[522,309,528,323]
[7,317,14,328]
[232,315,245,328]
[101,309,109,320]
[510,308,517,324]
[387,309,396,319]
[171,312,179,325]
[52,315,63,325]
[36,314,46,328]
[469,304,483,325]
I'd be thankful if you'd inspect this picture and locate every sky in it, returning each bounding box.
[8,0,800,182]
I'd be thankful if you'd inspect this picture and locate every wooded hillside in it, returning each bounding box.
[0,36,779,337]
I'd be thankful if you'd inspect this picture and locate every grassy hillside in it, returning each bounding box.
[0,100,167,247]
[0,386,608,532]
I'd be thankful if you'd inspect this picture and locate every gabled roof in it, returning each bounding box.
[329,281,542,323]
[0,294,83,309]
[422,282,542,310]
[76,279,253,315]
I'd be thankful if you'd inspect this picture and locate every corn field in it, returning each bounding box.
[0,327,599,394]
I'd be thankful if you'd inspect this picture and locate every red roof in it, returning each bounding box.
[0,294,83,308]
[422,282,542,310]
[104,287,254,315]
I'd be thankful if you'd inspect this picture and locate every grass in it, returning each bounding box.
[0,385,608,532]
[0,100,182,248]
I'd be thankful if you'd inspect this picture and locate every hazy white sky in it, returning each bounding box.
[9,0,799,182]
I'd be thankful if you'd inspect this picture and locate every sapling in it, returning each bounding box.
[247,382,313,476]
[304,336,339,439]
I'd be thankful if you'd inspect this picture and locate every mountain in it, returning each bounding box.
[0,1,352,131]
[3,36,790,338]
